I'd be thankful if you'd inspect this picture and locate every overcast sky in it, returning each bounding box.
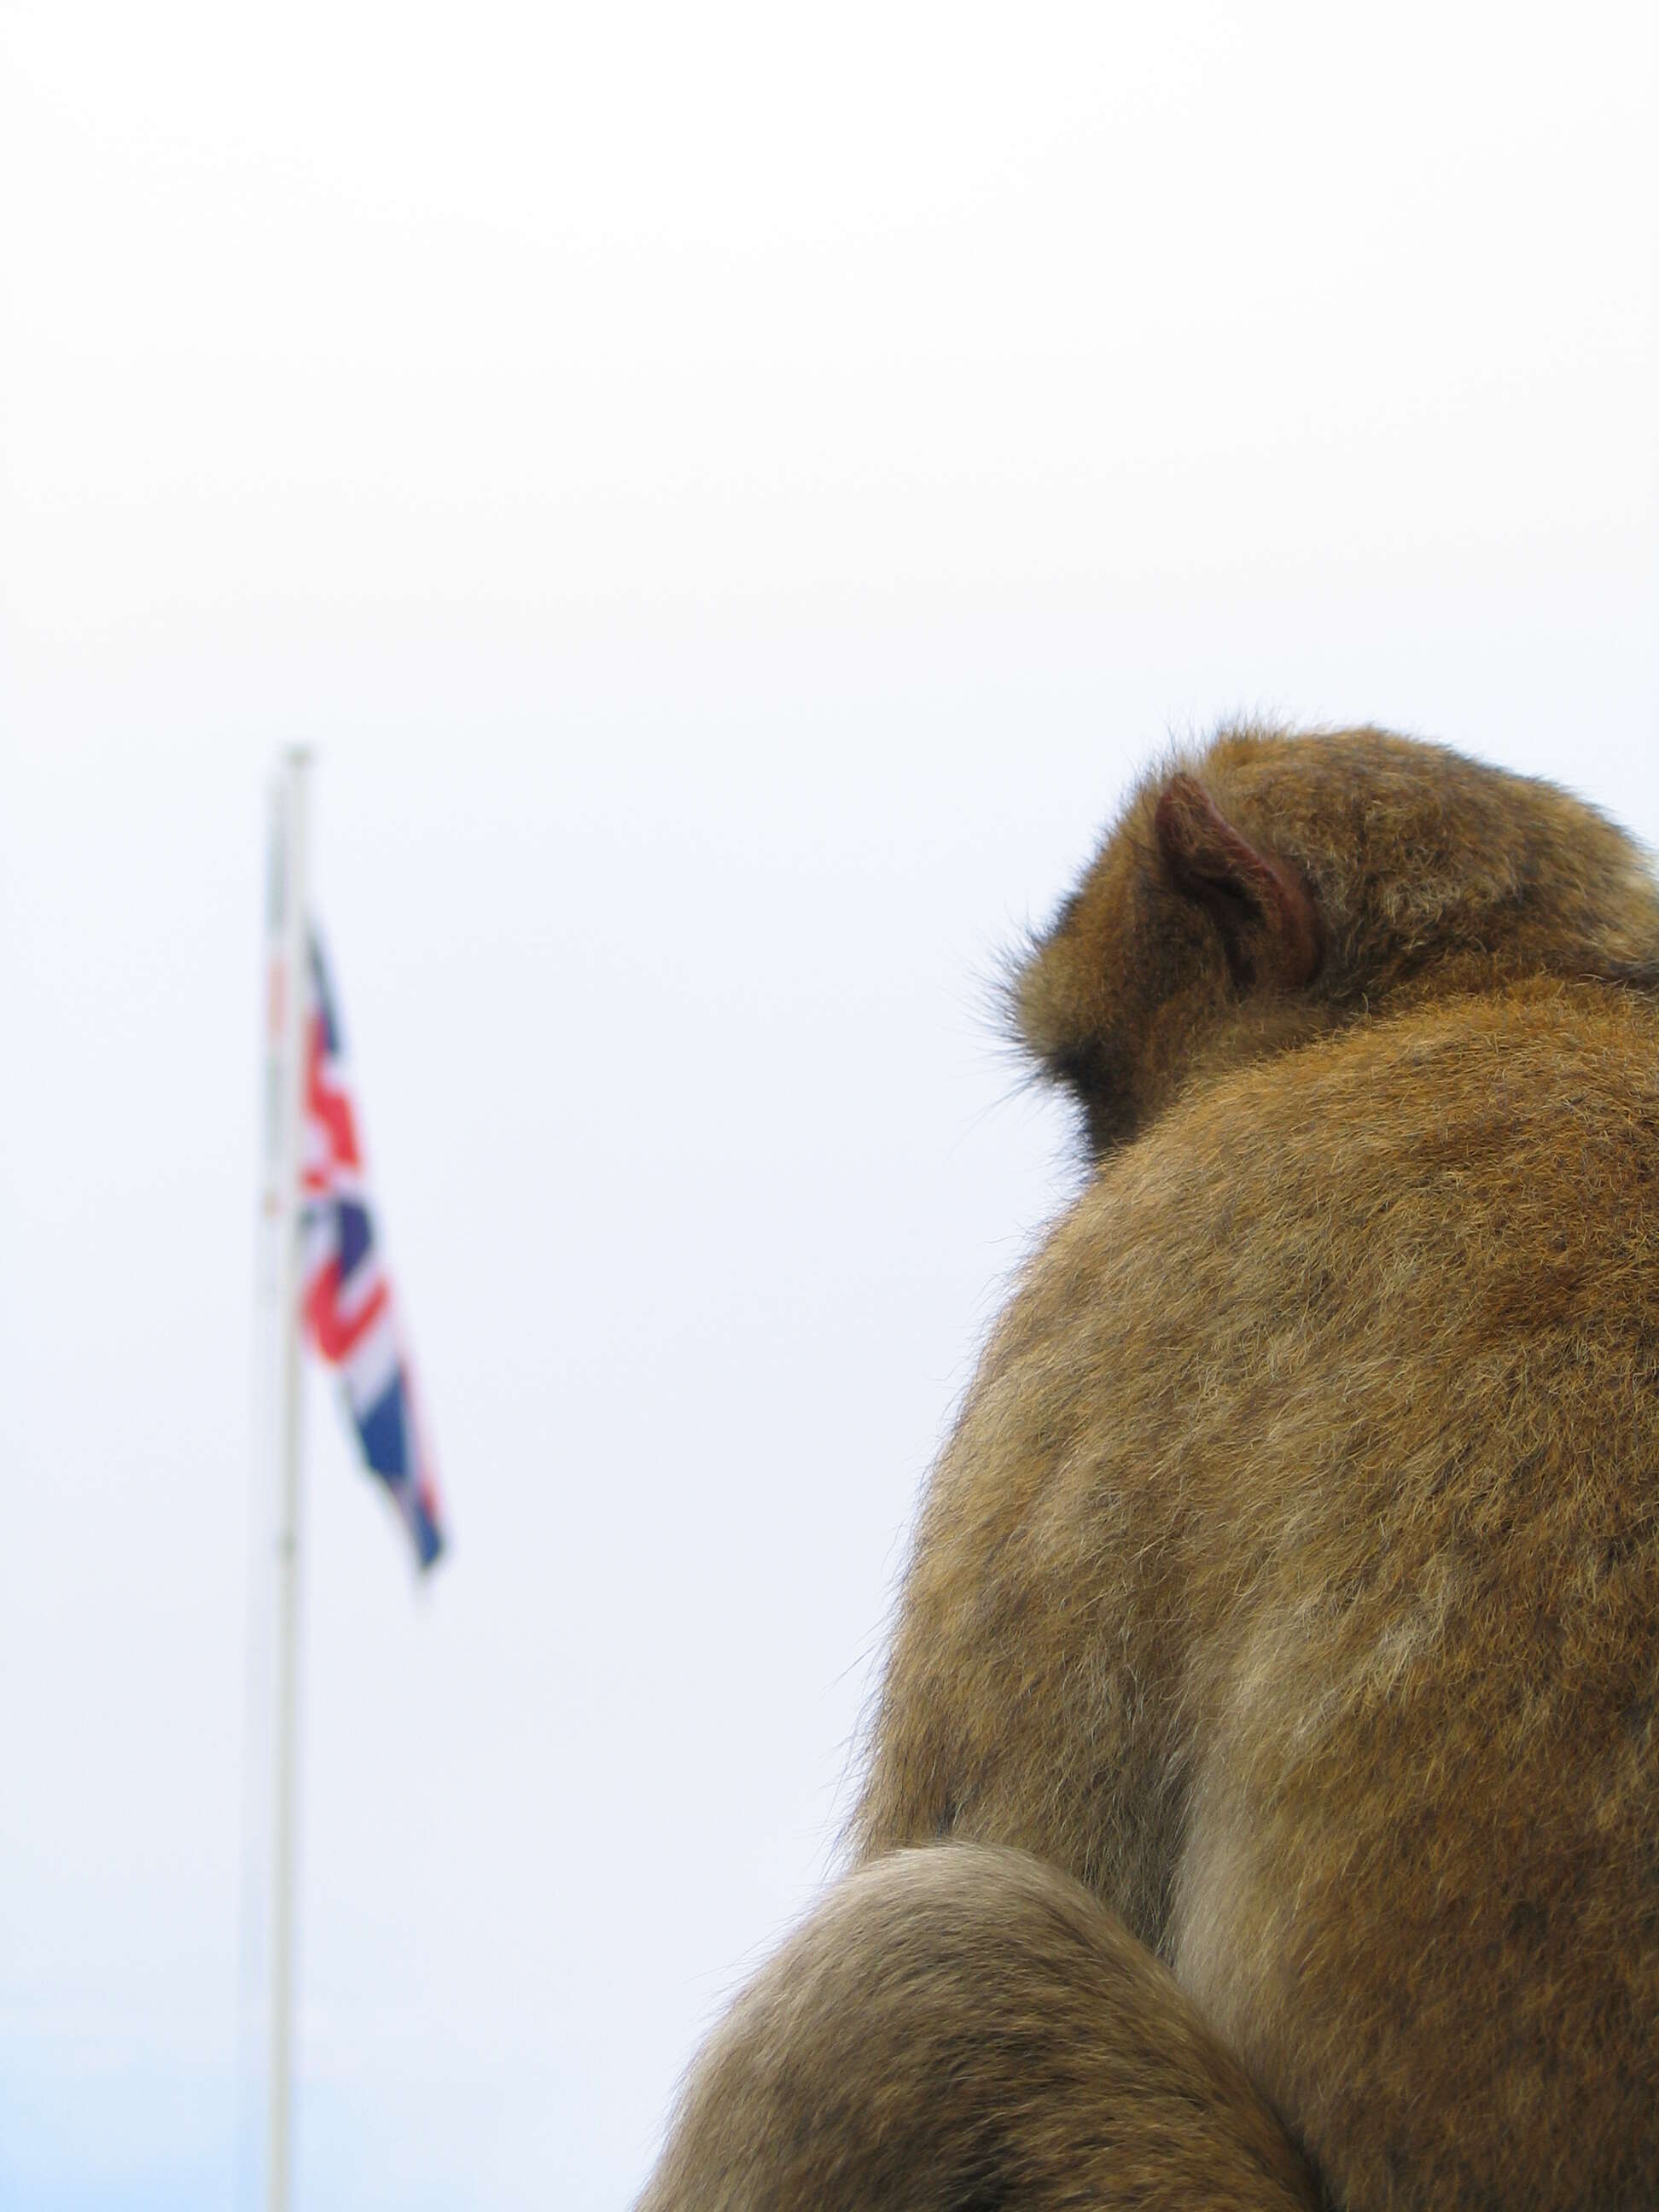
[2,4,1655,2207]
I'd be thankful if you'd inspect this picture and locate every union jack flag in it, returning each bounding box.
[300,934,445,1570]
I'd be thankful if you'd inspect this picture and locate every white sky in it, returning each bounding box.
[1,4,1655,2206]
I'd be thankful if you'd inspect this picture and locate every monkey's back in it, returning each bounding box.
[859,976,1659,2210]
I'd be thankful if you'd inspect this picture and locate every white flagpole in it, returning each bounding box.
[267,748,311,2212]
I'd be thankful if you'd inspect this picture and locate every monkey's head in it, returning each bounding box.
[1016,725,1659,1156]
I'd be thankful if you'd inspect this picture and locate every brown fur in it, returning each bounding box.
[644,728,1659,2210]
[639,1844,1319,2212]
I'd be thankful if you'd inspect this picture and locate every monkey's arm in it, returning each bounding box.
[637,1842,1319,2212]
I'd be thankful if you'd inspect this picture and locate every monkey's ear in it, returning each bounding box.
[1154,774,1323,991]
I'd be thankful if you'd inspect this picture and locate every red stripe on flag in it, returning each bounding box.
[306,1016,363,1170]
[305,1257,391,1362]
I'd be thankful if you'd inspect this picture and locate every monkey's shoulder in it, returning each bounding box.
[992,978,1659,1374]
[1122,975,1656,1209]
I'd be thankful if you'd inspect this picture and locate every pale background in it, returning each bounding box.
[1,4,1654,2206]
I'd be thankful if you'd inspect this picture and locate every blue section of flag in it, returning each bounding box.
[337,1198,371,1278]
[358,1378,408,1481]
[309,938,341,1054]
[358,1377,445,1569]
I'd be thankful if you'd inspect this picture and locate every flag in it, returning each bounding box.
[300,933,446,1570]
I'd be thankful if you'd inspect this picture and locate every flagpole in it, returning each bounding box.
[269,747,311,2212]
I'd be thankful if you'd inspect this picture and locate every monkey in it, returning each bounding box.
[640,726,1659,2211]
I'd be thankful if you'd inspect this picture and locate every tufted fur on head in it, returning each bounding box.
[1016,725,1659,1154]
